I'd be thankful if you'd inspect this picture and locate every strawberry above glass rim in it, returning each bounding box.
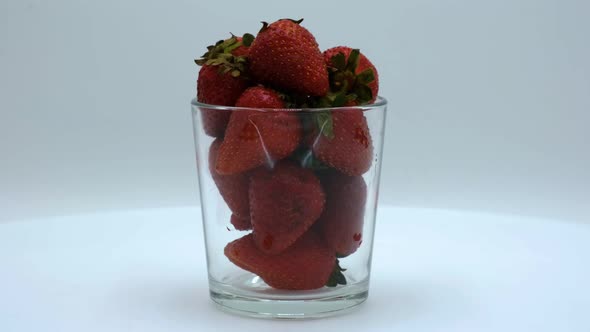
[190,18,388,319]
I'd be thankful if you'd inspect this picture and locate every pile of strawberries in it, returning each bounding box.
[195,19,379,290]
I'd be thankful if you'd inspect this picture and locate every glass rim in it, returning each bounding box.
[191,96,387,112]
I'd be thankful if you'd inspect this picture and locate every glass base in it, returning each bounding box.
[209,275,369,319]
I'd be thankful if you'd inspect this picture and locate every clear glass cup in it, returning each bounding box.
[191,97,388,319]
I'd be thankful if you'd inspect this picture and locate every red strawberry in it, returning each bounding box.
[230,214,251,231]
[309,109,373,176]
[224,232,341,290]
[317,171,367,257]
[215,87,301,175]
[235,85,286,108]
[249,161,325,254]
[196,35,254,137]
[248,19,329,96]
[323,46,379,105]
[208,139,251,219]
[197,67,247,137]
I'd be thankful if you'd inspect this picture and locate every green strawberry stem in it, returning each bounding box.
[326,259,347,287]
[259,18,303,33]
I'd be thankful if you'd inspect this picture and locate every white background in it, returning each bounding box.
[1,0,589,223]
[2,207,589,331]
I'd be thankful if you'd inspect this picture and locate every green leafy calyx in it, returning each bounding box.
[326,259,347,287]
[327,48,376,105]
[314,111,334,139]
[242,33,255,46]
[194,33,253,77]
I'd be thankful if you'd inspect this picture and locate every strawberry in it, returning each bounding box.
[317,171,367,257]
[208,139,251,219]
[215,87,301,175]
[309,109,373,176]
[248,19,329,96]
[196,34,254,137]
[249,161,325,254]
[197,67,247,137]
[234,85,286,108]
[230,214,251,231]
[224,232,345,290]
[323,46,379,106]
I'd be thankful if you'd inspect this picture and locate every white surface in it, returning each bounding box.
[1,206,588,331]
[1,0,590,223]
